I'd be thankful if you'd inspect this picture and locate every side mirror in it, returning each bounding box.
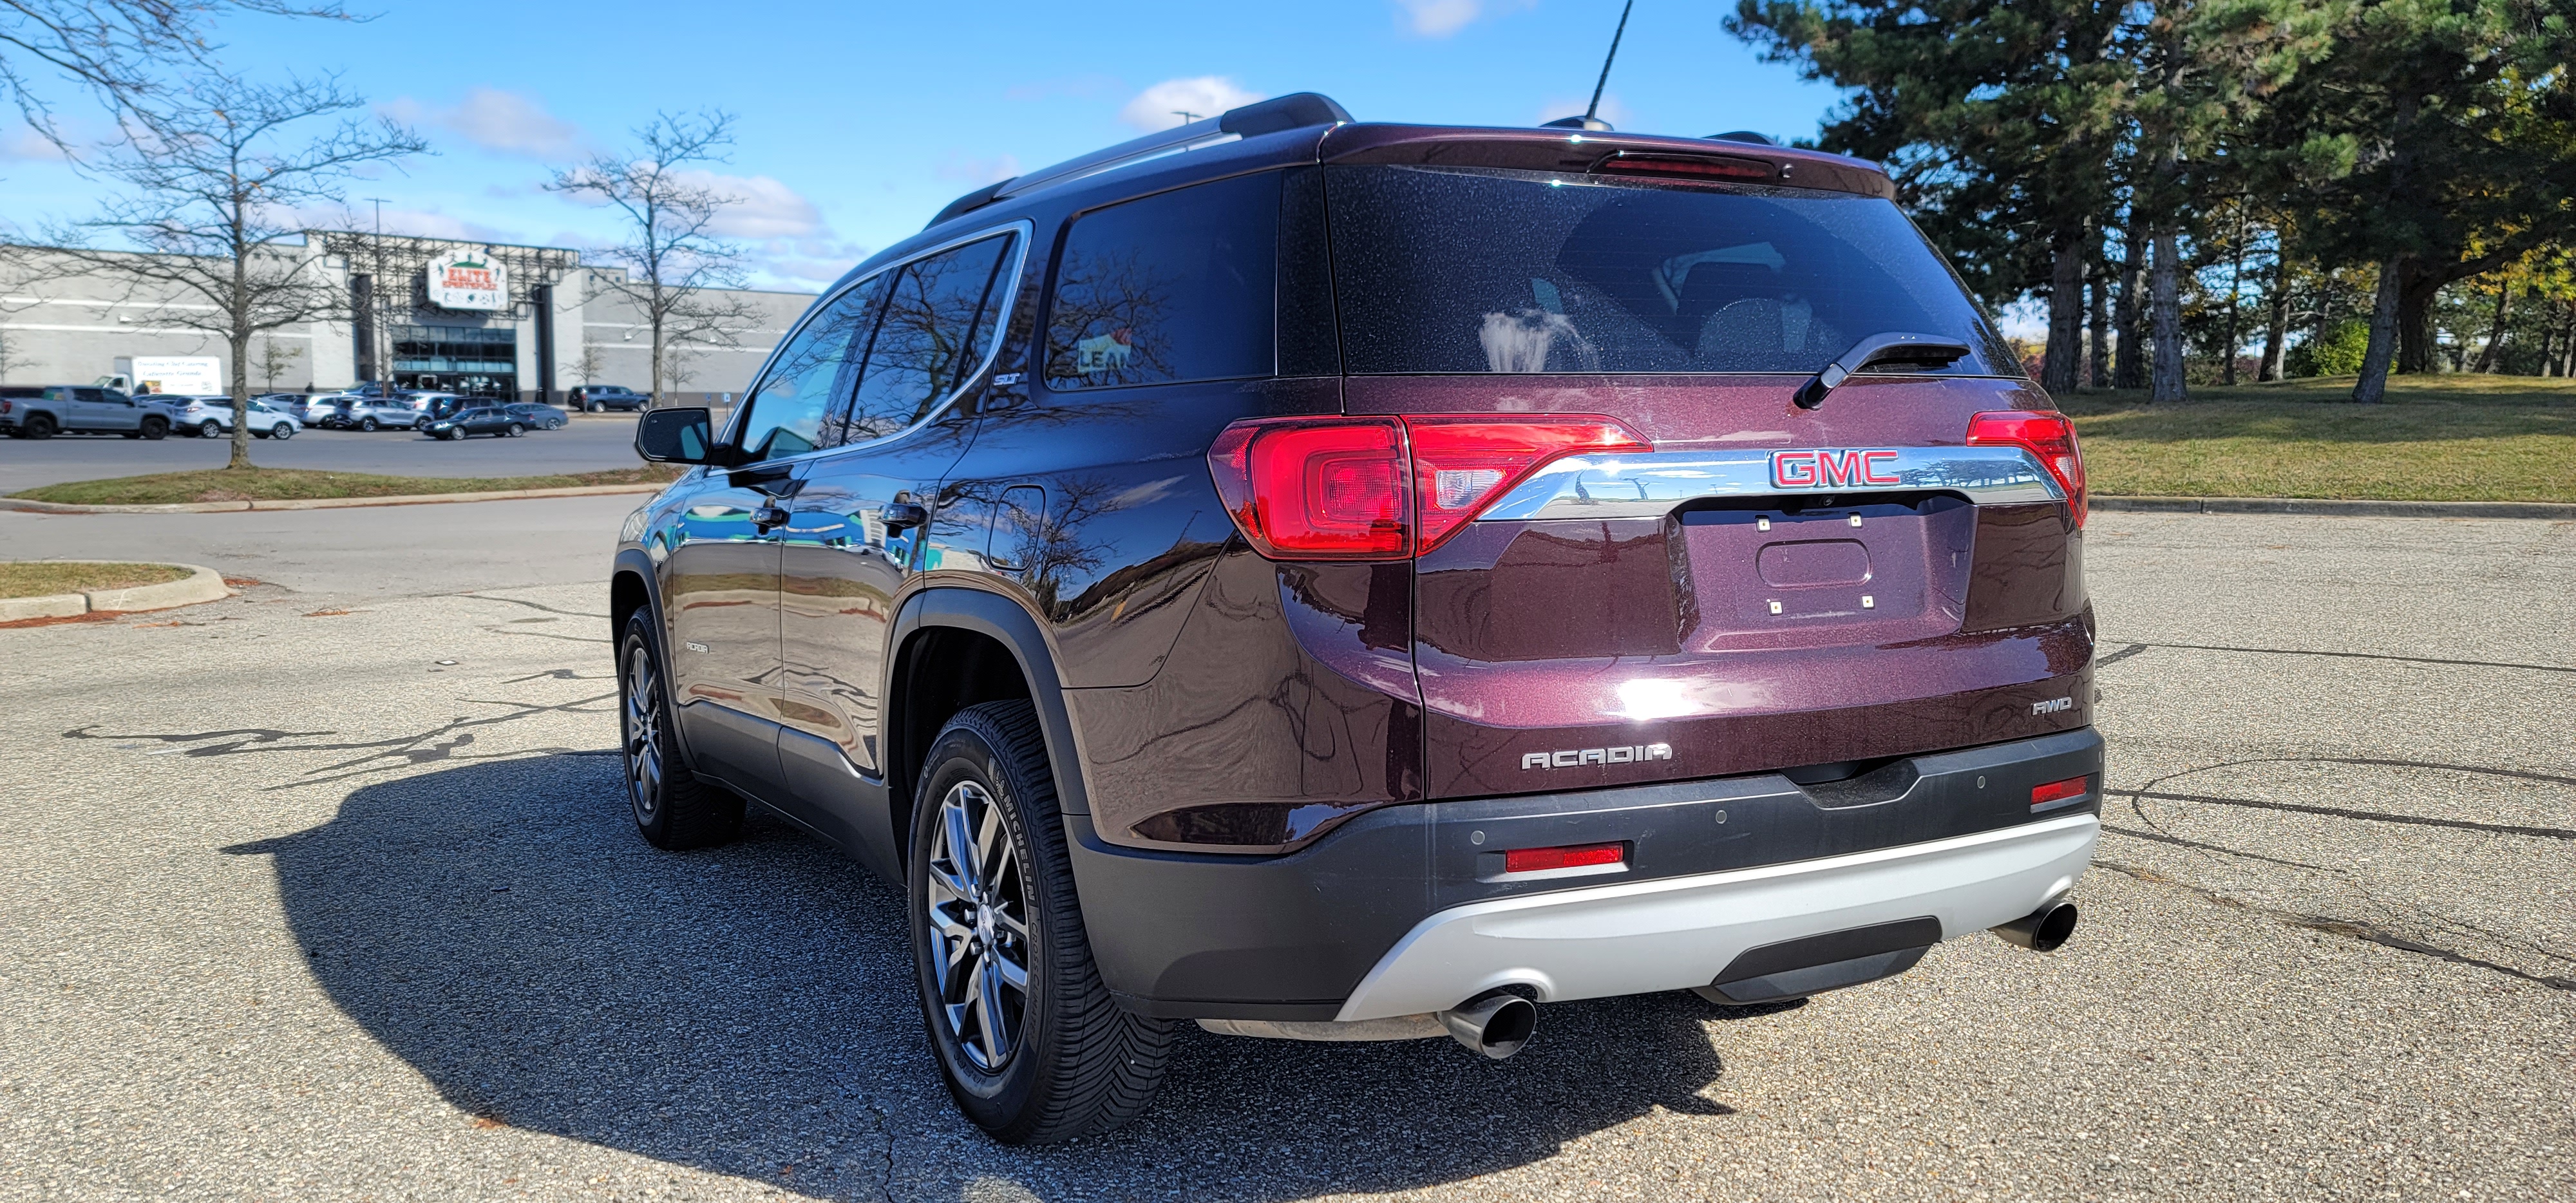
[635,406,720,464]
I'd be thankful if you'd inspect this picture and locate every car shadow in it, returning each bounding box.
[232,757,1781,1200]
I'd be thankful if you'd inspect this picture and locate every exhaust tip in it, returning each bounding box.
[1438,992,1537,1060]
[1993,900,2079,952]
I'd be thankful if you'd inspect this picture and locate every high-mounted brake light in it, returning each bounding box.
[1503,842,1626,874]
[1595,153,1777,183]
[1208,414,1648,560]
[1965,410,2087,527]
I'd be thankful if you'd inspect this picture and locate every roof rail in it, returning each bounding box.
[923,92,1350,230]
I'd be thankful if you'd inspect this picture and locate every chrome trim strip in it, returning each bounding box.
[719,219,1036,464]
[1475,444,2061,522]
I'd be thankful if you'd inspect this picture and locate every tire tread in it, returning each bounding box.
[935,701,1173,1142]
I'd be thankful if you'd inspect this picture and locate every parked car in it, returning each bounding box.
[424,404,534,439]
[607,93,2101,1145]
[323,395,424,431]
[404,391,463,417]
[255,393,332,424]
[566,384,650,412]
[164,395,302,439]
[0,384,170,439]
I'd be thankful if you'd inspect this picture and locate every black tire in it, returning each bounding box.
[617,610,743,850]
[909,700,1173,1144]
[199,420,222,439]
[23,414,57,440]
[359,417,379,432]
[140,417,167,440]
[270,423,294,440]
[506,422,525,437]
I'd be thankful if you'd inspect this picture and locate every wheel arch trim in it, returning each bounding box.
[610,547,705,769]
[889,586,1091,820]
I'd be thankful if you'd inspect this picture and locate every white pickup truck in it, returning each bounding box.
[0,385,173,440]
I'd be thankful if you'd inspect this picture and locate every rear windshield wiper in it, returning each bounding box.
[1794,332,1973,410]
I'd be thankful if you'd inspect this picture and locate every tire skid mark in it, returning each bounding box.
[2096,858,2576,992]
[2128,789,2576,841]
[2099,822,2342,871]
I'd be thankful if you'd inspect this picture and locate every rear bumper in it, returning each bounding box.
[1068,726,2104,1020]
[1335,811,2096,1019]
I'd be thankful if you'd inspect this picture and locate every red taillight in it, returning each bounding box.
[1966,410,2087,527]
[1503,842,1626,873]
[2031,775,2091,808]
[1208,417,1408,559]
[1207,414,1649,561]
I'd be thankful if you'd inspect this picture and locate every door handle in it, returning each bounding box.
[752,504,790,533]
[882,501,929,531]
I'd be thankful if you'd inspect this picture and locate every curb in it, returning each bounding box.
[2094,495,2576,520]
[0,563,229,622]
[0,482,665,515]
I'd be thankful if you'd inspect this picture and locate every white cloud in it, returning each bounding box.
[1118,77,1263,131]
[1537,93,1634,130]
[1,124,72,162]
[383,88,587,160]
[1394,0,1530,37]
[935,151,1022,185]
[663,170,824,240]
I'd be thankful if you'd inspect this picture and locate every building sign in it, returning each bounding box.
[124,356,223,395]
[426,248,507,312]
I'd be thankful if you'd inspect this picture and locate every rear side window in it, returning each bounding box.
[1043,171,1278,390]
[1325,165,2014,376]
[844,231,1018,441]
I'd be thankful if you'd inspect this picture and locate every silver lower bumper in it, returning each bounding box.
[1334,813,2100,1021]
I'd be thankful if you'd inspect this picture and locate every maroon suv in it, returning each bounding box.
[611,93,2099,1144]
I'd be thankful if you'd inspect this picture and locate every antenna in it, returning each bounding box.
[1585,0,1634,124]
[1170,109,1203,124]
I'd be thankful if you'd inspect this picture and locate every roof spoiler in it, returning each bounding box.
[925,92,1351,229]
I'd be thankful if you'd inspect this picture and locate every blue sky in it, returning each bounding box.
[0,0,1846,294]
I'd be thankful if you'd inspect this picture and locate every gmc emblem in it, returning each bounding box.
[1772,448,1904,489]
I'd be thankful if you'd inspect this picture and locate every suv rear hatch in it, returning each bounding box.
[1318,151,2093,800]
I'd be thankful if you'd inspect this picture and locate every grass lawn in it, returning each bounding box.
[0,562,191,598]
[2060,374,2576,502]
[10,464,685,507]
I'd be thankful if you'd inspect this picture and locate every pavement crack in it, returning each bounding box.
[455,592,611,619]
[2096,639,2574,676]
[2094,642,2151,668]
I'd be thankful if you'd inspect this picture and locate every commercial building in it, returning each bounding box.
[0,232,817,403]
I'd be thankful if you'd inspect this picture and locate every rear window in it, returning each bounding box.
[1325,165,2015,377]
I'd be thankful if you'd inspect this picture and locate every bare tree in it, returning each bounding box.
[546,111,761,403]
[257,336,304,392]
[1,1,351,156]
[41,73,423,467]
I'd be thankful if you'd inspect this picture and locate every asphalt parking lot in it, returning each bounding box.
[2,507,2569,1201]
[0,413,647,494]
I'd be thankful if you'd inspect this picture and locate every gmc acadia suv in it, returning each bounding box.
[609,93,2100,1144]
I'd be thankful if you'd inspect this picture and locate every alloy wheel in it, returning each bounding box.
[621,643,665,824]
[924,780,1030,1072]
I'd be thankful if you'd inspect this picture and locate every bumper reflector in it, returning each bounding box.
[1504,842,1625,874]
[2031,775,2091,808]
